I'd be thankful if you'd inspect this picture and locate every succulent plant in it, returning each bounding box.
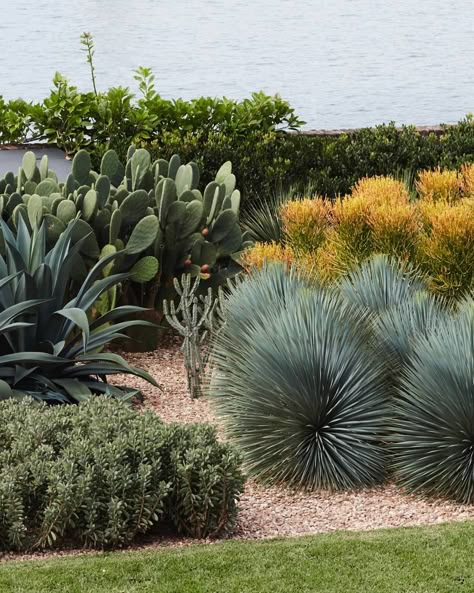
[209,264,389,490]
[0,217,157,403]
[163,274,226,398]
[392,309,474,503]
[0,147,250,334]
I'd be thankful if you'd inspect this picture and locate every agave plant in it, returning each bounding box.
[209,264,389,490]
[0,218,156,403]
[392,308,474,503]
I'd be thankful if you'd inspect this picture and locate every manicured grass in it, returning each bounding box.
[2,522,474,593]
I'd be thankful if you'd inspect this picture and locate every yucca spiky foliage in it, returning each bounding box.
[0,219,156,403]
[392,304,474,503]
[209,264,389,490]
[338,255,447,369]
[338,254,426,313]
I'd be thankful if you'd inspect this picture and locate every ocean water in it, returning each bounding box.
[1,0,473,128]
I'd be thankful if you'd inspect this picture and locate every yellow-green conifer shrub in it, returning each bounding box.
[417,198,474,297]
[416,167,462,203]
[280,197,331,253]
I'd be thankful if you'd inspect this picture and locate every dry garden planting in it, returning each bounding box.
[1,63,474,586]
[0,143,474,551]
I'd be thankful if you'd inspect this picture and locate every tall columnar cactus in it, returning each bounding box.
[163,274,225,398]
[0,147,251,327]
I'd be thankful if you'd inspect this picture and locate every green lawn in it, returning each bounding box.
[1,522,474,593]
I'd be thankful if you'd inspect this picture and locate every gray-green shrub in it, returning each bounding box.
[0,398,244,551]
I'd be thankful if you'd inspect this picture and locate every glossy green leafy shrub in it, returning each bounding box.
[210,264,390,490]
[0,398,244,551]
[1,52,473,206]
[147,118,474,207]
[0,218,155,403]
[0,66,302,157]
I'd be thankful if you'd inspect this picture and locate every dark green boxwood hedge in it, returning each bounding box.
[147,116,474,206]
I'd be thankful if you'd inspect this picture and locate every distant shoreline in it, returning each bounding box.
[291,125,447,137]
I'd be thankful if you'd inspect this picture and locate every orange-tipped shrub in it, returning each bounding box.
[329,195,374,270]
[241,242,295,271]
[369,200,421,262]
[460,163,474,197]
[416,167,462,203]
[351,175,410,205]
[243,170,474,298]
[418,199,474,296]
[241,242,319,281]
[280,197,331,252]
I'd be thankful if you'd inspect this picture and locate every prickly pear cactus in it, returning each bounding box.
[0,147,251,319]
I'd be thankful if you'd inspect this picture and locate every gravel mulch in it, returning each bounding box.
[3,336,473,563]
[120,336,474,540]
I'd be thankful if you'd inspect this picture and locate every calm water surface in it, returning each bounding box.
[1,0,473,128]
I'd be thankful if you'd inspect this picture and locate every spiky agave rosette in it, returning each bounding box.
[0,217,157,403]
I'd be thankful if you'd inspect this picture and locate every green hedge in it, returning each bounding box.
[0,398,244,551]
[147,117,474,205]
[1,69,473,206]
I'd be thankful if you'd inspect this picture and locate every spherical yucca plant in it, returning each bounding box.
[338,255,447,374]
[338,254,427,313]
[374,291,447,367]
[393,311,474,503]
[210,264,389,490]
